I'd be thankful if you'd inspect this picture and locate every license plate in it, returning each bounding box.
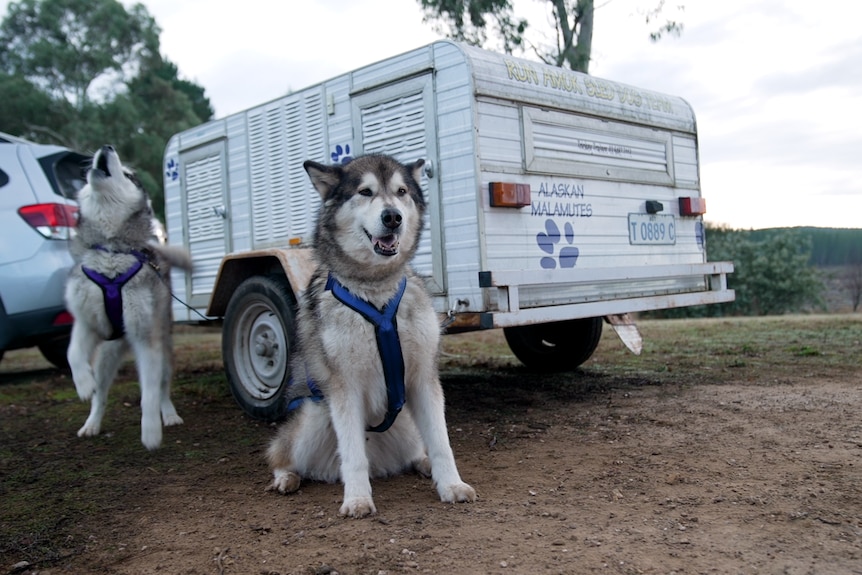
[628,213,676,245]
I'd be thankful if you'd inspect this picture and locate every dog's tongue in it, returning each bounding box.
[374,234,398,250]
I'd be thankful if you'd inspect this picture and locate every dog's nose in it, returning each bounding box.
[101,144,115,154]
[381,207,402,230]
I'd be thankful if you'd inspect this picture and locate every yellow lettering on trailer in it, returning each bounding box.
[541,69,584,95]
[504,59,675,115]
[505,59,539,85]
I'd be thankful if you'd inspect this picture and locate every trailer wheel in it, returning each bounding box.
[503,317,603,372]
[223,275,296,421]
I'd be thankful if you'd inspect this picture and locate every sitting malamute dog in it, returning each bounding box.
[64,145,192,450]
[266,154,475,517]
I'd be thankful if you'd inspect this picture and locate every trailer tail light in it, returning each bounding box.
[18,203,78,240]
[679,197,707,216]
[489,182,531,208]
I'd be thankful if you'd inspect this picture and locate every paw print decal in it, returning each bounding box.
[537,219,579,269]
[165,158,179,182]
[331,144,353,165]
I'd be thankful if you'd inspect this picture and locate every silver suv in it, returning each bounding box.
[0,132,88,368]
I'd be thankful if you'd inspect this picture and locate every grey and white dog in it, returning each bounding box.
[266,154,475,517]
[64,145,192,450]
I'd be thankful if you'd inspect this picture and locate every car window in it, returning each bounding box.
[38,151,88,199]
[0,168,8,188]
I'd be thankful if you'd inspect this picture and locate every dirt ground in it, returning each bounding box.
[2,316,861,575]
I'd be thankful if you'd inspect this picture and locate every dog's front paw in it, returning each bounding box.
[73,371,97,401]
[438,482,476,503]
[267,470,302,494]
[340,497,377,518]
[77,420,101,438]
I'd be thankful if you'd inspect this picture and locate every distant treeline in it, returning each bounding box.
[653,224,862,318]
[743,227,862,267]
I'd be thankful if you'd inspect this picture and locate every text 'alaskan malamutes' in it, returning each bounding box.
[64,145,192,450]
[267,154,475,517]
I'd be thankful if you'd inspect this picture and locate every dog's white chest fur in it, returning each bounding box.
[77,181,142,240]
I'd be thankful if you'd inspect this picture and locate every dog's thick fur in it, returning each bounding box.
[266,154,475,517]
[64,145,192,450]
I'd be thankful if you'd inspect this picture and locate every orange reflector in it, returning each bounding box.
[679,197,707,216]
[489,182,531,208]
[289,237,302,246]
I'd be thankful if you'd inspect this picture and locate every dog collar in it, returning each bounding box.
[326,273,408,433]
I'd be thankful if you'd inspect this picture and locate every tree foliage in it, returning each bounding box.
[0,0,158,107]
[843,264,862,313]
[653,226,825,318]
[419,0,684,73]
[0,0,212,219]
[747,227,862,267]
[419,0,528,55]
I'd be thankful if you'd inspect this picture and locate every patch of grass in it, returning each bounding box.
[789,345,821,357]
[582,314,861,385]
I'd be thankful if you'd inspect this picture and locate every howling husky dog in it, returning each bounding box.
[64,145,192,450]
[266,154,475,517]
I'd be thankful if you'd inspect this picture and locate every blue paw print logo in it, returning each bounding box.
[165,158,179,182]
[537,219,579,269]
[331,144,353,165]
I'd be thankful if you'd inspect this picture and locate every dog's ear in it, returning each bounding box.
[409,159,425,186]
[303,160,342,199]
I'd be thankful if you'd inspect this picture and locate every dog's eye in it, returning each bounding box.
[397,187,407,196]
[358,188,372,197]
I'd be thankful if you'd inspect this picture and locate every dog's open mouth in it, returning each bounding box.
[366,230,400,257]
[94,151,111,177]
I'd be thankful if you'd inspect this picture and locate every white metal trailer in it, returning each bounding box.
[164,40,733,419]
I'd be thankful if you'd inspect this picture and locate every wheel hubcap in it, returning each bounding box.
[234,302,287,400]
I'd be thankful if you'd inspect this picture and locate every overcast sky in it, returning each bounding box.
[3,0,859,230]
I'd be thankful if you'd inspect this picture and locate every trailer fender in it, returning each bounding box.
[207,248,316,317]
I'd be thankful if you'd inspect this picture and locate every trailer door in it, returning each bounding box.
[351,74,444,294]
[179,140,232,310]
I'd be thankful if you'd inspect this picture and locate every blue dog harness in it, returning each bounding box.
[287,273,407,433]
[81,246,149,340]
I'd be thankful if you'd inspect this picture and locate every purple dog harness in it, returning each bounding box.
[81,246,149,340]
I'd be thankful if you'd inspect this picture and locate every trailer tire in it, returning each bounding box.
[223,275,296,421]
[503,317,603,372]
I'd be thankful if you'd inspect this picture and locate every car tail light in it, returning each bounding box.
[52,311,74,326]
[17,203,78,240]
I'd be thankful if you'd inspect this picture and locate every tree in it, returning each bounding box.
[654,226,824,318]
[844,263,862,313]
[419,0,683,73]
[0,72,73,141]
[0,0,159,110]
[0,0,212,219]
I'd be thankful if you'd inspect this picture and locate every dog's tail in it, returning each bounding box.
[149,242,193,272]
